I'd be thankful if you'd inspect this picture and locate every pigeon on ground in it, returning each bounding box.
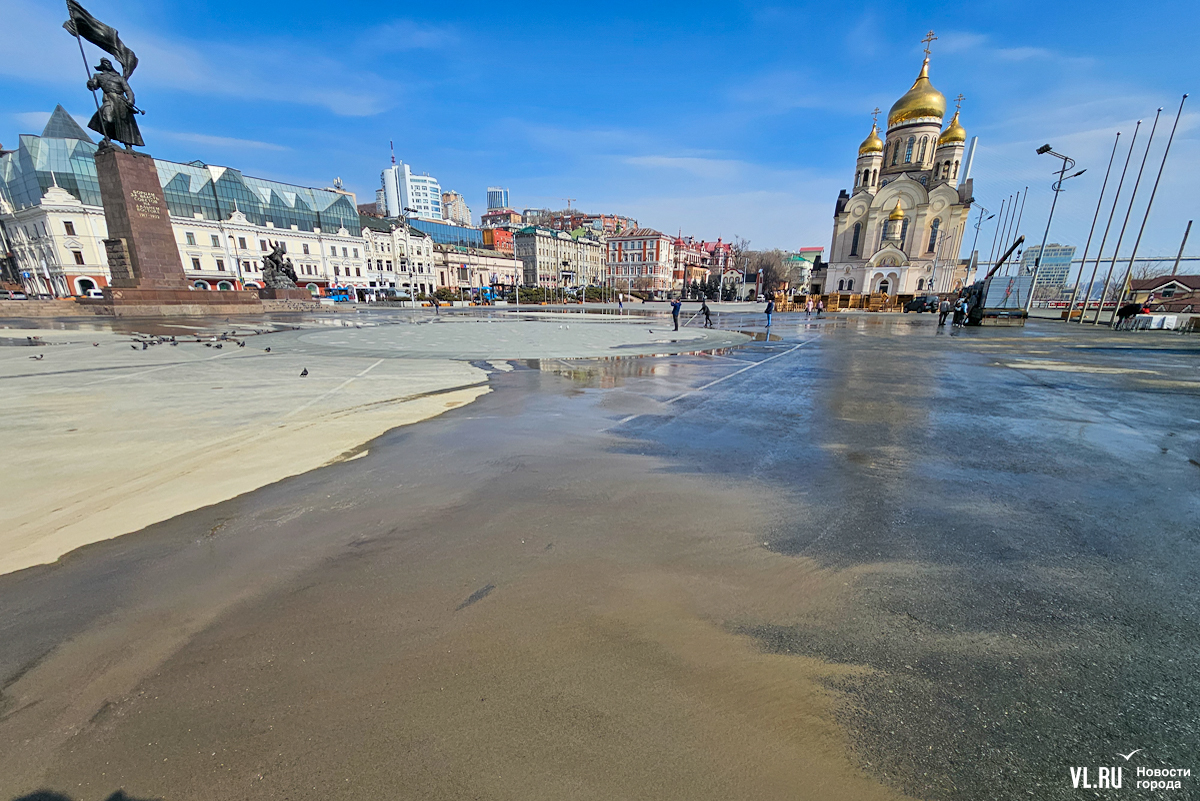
[265,347,271,353]
[215,343,223,349]
[204,343,212,347]
[300,368,308,377]
[142,342,148,350]
[238,341,245,347]
[92,342,99,347]
[131,345,138,350]
[171,341,178,346]
[29,354,43,360]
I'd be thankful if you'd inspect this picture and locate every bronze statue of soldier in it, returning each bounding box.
[86,57,144,149]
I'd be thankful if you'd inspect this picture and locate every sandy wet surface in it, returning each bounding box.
[0,309,747,575]
[2,314,1198,801]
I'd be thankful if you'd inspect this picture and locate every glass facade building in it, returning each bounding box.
[487,187,510,210]
[1021,243,1075,288]
[408,218,484,248]
[1,108,359,234]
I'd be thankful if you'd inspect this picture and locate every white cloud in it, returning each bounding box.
[150,130,290,152]
[0,0,410,116]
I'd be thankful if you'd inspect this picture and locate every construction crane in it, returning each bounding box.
[562,198,576,210]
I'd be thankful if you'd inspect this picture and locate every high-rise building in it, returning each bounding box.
[441,190,472,225]
[487,187,510,210]
[381,161,442,220]
[1021,243,1075,290]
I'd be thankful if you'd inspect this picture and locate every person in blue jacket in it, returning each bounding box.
[765,298,775,327]
[670,298,682,330]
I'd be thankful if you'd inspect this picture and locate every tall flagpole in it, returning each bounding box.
[1112,94,1189,320]
[1093,110,1160,325]
[1065,131,1119,320]
[1082,123,1139,323]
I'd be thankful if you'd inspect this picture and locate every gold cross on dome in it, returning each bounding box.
[871,107,881,125]
[954,93,964,111]
[922,30,938,57]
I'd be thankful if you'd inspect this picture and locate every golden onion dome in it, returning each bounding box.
[888,57,946,127]
[938,109,966,146]
[888,198,905,220]
[858,122,884,156]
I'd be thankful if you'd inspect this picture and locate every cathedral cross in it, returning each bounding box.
[871,107,880,125]
[954,93,965,111]
[922,30,938,57]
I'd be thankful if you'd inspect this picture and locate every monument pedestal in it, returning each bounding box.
[94,144,262,313]
[258,287,316,302]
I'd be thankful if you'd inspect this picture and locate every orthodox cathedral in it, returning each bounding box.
[817,34,975,297]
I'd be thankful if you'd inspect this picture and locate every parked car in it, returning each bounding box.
[904,295,939,313]
[3,290,28,300]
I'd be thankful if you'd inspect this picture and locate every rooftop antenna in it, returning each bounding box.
[390,140,395,165]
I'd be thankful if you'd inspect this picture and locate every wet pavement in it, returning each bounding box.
[1,313,1198,800]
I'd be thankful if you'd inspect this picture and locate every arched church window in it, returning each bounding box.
[904,137,915,163]
[928,218,941,252]
[900,218,909,248]
[838,279,845,291]
[891,141,900,166]
[847,278,854,291]
[872,169,878,185]
[851,223,861,256]
[953,160,960,179]
[918,137,928,162]
[918,278,925,290]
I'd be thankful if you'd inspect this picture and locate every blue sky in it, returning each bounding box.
[3,0,1197,269]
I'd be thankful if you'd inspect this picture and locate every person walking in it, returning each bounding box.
[701,298,713,328]
[816,299,824,317]
[618,293,624,313]
[764,297,775,328]
[805,298,814,318]
[671,298,682,331]
[938,297,951,327]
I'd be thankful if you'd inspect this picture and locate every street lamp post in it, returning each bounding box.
[1026,144,1085,312]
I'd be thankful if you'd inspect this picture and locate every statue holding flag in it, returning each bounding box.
[63,0,144,149]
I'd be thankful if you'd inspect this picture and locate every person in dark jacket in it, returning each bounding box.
[670,299,682,330]
[701,298,713,328]
[765,298,775,327]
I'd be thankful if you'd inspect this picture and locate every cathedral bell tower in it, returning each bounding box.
[854,109,884,193]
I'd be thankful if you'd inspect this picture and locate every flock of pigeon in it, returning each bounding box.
[24,328,309,377]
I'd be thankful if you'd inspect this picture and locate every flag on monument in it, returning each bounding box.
[63,0,138,78]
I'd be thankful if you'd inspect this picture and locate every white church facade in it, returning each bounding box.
[816,38,975,298]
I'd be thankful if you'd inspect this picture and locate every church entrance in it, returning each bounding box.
[878,280,890,294]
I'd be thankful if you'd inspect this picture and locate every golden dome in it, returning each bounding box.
[887,57,946,127]
[938,109,966,145]
[888,198,905,220]
[858,122,884,156]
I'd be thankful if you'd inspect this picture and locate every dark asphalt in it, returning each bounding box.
[615,314,1200,799]
[2,311,1198,800]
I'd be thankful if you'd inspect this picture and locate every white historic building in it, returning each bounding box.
[820,43,974,297]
